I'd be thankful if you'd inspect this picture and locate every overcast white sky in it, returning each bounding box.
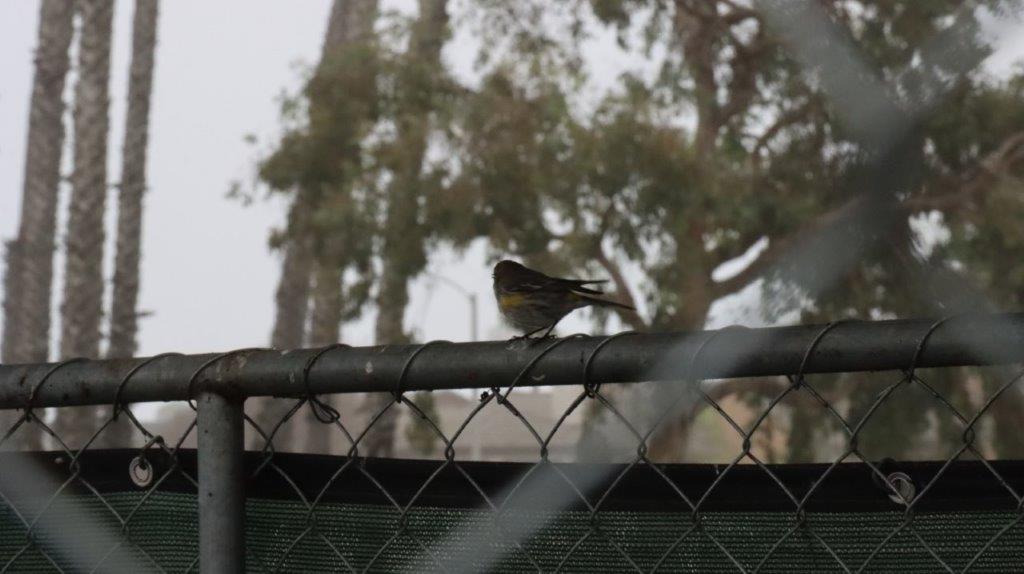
[2,1,1023,358]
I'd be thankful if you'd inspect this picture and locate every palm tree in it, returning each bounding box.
[0,0,75,450]
[55,0,115,445]
[101,0,160,447]
[108,0,160,361]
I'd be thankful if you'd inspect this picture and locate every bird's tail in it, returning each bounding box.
[576,293,635,311]
[560,278,607,295]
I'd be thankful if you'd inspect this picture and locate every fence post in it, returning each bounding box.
[197,391,245,573]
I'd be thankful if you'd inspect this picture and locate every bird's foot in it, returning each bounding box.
[532,334,557,344]
[506,333,557,350]
[505,334,532,350]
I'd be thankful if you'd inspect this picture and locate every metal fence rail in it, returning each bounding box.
[0,313,1022,572]
[2,313,1024,407]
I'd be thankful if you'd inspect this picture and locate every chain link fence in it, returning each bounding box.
[0,314,1022,572]
[1,0,1020,571]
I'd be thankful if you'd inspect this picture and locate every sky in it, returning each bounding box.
[2,1,1024,359]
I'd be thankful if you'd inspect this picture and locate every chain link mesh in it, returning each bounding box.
[0,353,201,572]
[0,321,1022,572]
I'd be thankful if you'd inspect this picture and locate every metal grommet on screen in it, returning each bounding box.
[129,455,154,488]
[885,471,917,505]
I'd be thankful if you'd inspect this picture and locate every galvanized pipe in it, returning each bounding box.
[1,313,1023,409]
[197,391,245,573]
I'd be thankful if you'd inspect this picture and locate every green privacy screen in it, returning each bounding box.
[1,451,1021,572]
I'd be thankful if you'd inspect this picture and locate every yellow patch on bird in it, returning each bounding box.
[499,293,526,309]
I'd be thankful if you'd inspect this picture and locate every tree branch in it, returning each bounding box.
[713,130,1024,298]
[750,99,815,159]
[720,1,759,26]
[719,27,773,124]
[711,193,868,297]
[905,131,1024,212]
[675,0,721,157]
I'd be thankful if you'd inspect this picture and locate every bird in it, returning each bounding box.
[492,260,635,339]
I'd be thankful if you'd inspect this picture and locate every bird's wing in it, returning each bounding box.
[506,265,609,295]
[504,281,548,292]
[503,265,559,292]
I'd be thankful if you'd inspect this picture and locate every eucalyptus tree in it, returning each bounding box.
[251,0,1024,462]
[441,0,1024,461]
[266,0,381,354]
[360,0,452,457]
[253,0,381,452]
[255,0,456,455]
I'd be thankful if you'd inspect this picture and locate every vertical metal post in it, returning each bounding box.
[197,391,245,573]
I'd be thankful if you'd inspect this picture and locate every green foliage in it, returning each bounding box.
[251,0,1024,461]
[255,39,384,322]
[253,7,458,323]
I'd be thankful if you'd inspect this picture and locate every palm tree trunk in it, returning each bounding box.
[99,0,160,448]
[361,0,449,458]
[1,0,75,451]
[108,0,159,360]
[55,0,115,447]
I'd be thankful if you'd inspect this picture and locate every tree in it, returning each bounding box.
[269,198,314,353]
[304,240,345,453]
[265,0,381,357]
[54,0,115,445]
[245,202,313,450]
[249,0,381,452]
[108,0,160,360]
[251,0,1024,463]
[443,0,1024,461]
[361,0,450,458]
[265,0,381,360]
[1,0,75,450]
[254,0,451,456]
[99,0,160,448]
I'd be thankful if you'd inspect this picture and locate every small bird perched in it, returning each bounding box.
[492,260,635,339]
